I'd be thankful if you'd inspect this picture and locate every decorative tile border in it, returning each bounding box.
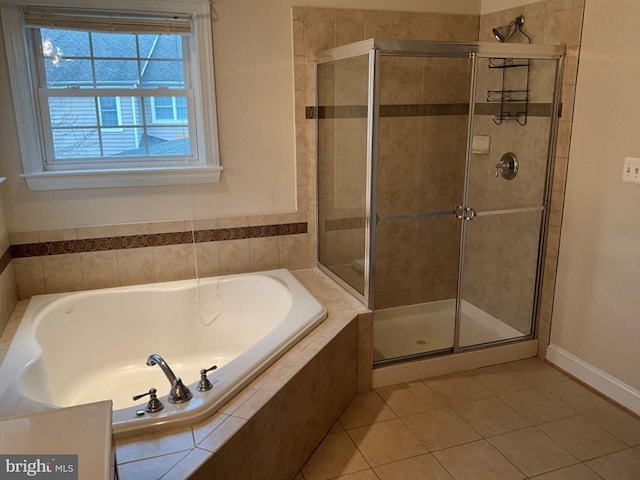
[10,222,308,258]
[307,105,367,119]
[475,102,554,117]
[380,103,470,117]
[0,248,11,276]
[306,104,469,119]
[306,103,554,119]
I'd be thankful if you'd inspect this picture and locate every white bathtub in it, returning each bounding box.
[0,269,326,437]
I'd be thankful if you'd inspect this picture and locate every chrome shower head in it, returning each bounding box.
[492,15,530,43]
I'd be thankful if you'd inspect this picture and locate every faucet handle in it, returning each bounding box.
[196,365,218,392]
[133,387,164,413]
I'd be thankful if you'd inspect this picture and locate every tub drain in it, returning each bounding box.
[416,339,428,345]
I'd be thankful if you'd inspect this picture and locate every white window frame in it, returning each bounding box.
[1,0,222,191]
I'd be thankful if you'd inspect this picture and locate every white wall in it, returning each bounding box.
[0,0,480,232]
[551,0,640,390]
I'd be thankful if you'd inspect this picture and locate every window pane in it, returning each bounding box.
[153,97,174,121]
[98,97,120,127]
[41,29,90,58]
[154,97,173,108]
[103,96,144,127]
[49,108,191,160]
[94,60,139,86]
[140,61,184,88]
[147,96,188,125]
[48,95,148,133]
[52,128,100,158]
[101,111,119,126]
[37,28,194,163]
[146,127,191,156]
[101,128,145,157]
[48,97,97,127]
[91,32,137,58]
[45,59,93,87]
[137,35,156,59]
[176,97,188,120]
[99,97,117,109]
[138,34,183,59]
[38,29,188,90]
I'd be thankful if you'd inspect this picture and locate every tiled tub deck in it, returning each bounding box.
[0,268,372,480]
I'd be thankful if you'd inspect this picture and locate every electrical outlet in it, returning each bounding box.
[622,157,640,184]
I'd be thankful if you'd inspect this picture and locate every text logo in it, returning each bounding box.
[0,456,77,479]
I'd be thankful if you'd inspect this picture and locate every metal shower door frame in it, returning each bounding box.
[454,51,565,354]
[315,38,565,362]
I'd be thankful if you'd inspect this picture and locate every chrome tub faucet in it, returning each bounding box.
[146,353,193,404]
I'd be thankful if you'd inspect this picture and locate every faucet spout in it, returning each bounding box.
[146,354,192,404]
[146,353,177,385]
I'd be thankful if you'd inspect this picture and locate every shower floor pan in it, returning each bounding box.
[373,299,525,361]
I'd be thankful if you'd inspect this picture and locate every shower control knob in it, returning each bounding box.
[197,365,218,392]
[495,152,519,180]
[132,387,164,413]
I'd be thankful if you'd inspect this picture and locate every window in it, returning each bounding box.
[37,27,191,160]
[151,97,188,124]
[1,0,221,190]
[98,97,123,130]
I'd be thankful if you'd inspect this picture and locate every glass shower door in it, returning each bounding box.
[373,54,471,361]
[317,55,370,298]
[457,56,560,348]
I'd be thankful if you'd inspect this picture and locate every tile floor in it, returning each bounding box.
[297,358,640,480]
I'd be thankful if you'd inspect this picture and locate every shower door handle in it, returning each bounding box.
[454,206,476,220]
[463,207,476,221]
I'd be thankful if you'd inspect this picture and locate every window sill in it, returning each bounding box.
[21,166,222,191]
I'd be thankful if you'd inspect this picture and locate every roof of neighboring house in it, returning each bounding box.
[42,28,184,87]
[116,134,190,157]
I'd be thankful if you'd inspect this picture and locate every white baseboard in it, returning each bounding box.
[546,344,640,415]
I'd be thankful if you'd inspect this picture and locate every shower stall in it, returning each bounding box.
[315,39,564,367]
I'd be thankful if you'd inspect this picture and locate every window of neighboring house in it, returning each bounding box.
[0,0,221,190]
[151,96,188,124]
[98,97,123,130]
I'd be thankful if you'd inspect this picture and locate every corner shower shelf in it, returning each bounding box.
[488,57,530,126]
[487,90,528,103]
[488,58,529,69]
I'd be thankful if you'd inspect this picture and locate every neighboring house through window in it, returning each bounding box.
[0,0,221,190]
[98,97,123,129]
[151,97,188,124]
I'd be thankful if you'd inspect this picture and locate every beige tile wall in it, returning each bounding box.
[10,214,310,300]
[0,230,17,336]
[463,86,557,333]
[375,54,472,309]
[0,264,17,337]
[307,8,478,309]
[479,0,585,354]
